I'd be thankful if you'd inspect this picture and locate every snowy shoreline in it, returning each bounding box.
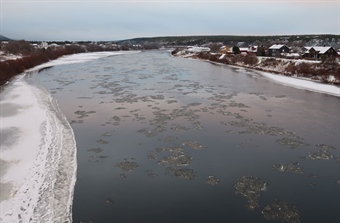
[0,78,77,222]
[258,70,340,97]
[225,64,340,97]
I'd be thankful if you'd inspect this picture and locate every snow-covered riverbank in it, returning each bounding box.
[259,71,339,97]
[172,48,339,97]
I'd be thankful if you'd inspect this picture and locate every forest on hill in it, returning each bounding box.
[118,34,340,47]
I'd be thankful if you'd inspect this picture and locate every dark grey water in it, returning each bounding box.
[37,50,339,223]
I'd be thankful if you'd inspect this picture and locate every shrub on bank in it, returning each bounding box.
[243,54,258,66]
[296,62,314,76]
[262,58,280,67]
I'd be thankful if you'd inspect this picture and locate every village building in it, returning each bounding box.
[248,46,258,55]
[232,46,259,55]
[268,44,290,57]
[303,46,338,59]
[239,47,249,55]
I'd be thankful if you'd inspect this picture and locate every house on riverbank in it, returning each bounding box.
[268,44,290,57]
[238,46,258,55]
[302,46,338,59]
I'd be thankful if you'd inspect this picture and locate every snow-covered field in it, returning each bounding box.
[0,51,139,222]
[0,51,23,62]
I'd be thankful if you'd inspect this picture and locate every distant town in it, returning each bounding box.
[0,34,339,86]
[1,34,340,60]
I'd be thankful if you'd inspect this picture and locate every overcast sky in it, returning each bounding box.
[1,0,339,41]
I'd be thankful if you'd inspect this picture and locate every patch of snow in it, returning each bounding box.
[328,75,336,82]
[187,46,210,53]
[239,47,248,52]
[219,54,226,60]
[282,53,300,58]
[0,51,23,62]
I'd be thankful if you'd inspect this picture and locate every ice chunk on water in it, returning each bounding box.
[115,160,141,172]
[182,140,206,150]
[234,176,268,210]
[166,167,196,180]
[262,200,300,223]
[206,176,220,186]
[306,149,334,160]
[273,162,303,174]
[276,138,307,149]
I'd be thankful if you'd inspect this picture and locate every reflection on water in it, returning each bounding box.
[37,50,339,223]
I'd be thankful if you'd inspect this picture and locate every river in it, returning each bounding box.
[7,50,340,223]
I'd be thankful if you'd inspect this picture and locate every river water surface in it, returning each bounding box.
[37,50,339,223]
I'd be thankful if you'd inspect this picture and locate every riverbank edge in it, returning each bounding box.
[170,52,340,97]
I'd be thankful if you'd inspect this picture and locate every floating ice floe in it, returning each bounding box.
[206,176,220,186]
[273,162,303,174]
[115,160,141,172]
[262,200,300,223]
[158,151,193,167]
[154,146,193,167]
[315,143,337,150]
[137,125,167,137]
[306,149,334,160]
[234,176,268,210]
[182,140,206,150]
[96,139,109,145]
[87,147,103,153]
[105,198,114,207]
[166,167,196,180]
[276,138,308,149]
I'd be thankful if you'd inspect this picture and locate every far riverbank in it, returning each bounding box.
[171,48,339,97]
[171,47,340,85]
